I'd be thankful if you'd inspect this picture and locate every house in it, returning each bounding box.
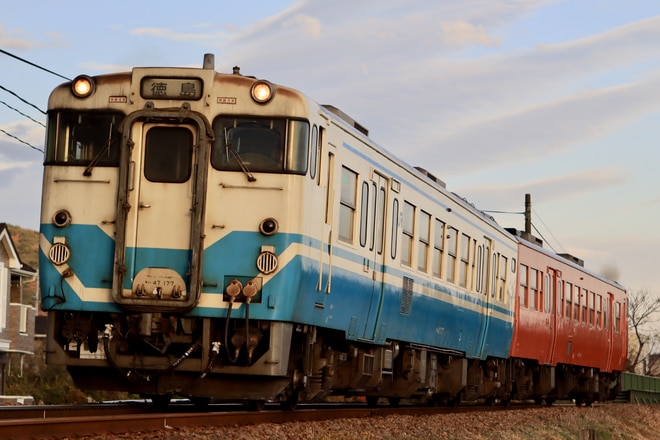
[0,223,38,395]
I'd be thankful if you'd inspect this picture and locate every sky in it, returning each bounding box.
[1,0,659,293]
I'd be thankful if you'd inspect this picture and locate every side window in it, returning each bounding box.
[565,282,573,319]
[519,264,528,307]
[459,234,470,288]
[499,255,507,301]
[391,199,399,259]
[574,285,581,322]
[359,181,369,247]
[604,298,610,330]
[338,166,358,243]
[590,292,596,326]
[582,288,588,324]
[417,211,431,272]
[401,201,415,267]
[446,227,458,283]
[309,125,318,181]
[544,274,552,313]
[596,294,602,328]
[613,300,619,332]
[432,219,445,278]
[529,268,538,310]
[557,280,563,317]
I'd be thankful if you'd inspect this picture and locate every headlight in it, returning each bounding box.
[259,218,279,236]
[250,80,274,103]
[71,75,95,98]
[52,210,72,227]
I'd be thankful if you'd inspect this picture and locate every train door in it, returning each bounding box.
[113,113,210,311]
[545,268,560,364]
[361,171,388,341]
[317,147,335,297]
[474,238,493,358]
[605,293,615,371]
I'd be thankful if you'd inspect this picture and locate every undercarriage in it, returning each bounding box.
[46,311,617,407]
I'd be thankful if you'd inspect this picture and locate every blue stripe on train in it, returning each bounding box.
[39,225,513,359]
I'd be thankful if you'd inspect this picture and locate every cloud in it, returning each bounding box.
[441,21,500,48]
[422,73,660,174]
[456,167,627,211]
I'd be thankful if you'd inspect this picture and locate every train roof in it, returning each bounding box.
[511,228,625,291]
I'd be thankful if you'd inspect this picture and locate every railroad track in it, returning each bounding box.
[1,401,531,439]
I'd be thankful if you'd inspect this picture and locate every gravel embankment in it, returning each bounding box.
[66,404,659,440]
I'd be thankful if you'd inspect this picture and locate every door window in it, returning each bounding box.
[144,127,193,183]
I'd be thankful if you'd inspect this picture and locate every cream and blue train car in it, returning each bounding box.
[40,54,517,407]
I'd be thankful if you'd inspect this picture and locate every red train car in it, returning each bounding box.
[508,232,627,405]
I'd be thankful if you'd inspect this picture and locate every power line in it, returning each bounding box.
[0,99,45,127]
[0,128,43,153]
[532,207,565,253]
[0,84,46,115]
[0,47,71,81]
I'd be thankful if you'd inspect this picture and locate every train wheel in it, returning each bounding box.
[248,400,266,412]
[388,397,401,407]
[150,394,172,408]
[190,396,211,407]
[366,396,379,407]
[281,391,299,411]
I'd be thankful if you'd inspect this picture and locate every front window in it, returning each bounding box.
[45,111,123,166]
[211,117,309,174]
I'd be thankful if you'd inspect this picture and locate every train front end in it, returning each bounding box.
[39,55,318,405]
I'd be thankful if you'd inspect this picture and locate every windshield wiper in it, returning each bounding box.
[83,122,114,177]
[224,127,256,182]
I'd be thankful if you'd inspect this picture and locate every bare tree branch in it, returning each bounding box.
[627,289,660,374]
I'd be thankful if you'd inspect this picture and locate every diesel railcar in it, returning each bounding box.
[39,54,625,407]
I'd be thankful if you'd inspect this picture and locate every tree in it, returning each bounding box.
[627,289,660,375]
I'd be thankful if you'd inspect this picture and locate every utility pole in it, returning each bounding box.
[524,193,532,235]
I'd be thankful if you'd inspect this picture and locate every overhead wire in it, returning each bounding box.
[0,128,43,153]
[0,47,66,153]
[484,207,565,255]
[0,47,71,81]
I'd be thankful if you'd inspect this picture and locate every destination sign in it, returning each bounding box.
[140,77,203,100]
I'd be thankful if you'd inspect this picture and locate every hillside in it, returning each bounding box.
[7,223,39,270]
[6,224,39,305]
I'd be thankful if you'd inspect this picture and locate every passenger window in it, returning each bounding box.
[574,285,581,322]
[417,211,431,272]
[432,219,445,278]
[310,125,318,181]
[565,283,572,319]
[446,227,458,283]
[498,255,507,301]
[519,264,528,307]
[390,199,399,259]
[401,202,415,267]
[529,269,538,310]
[459,234,470,287]
[338,167,358,243]
[359,181,369,247]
